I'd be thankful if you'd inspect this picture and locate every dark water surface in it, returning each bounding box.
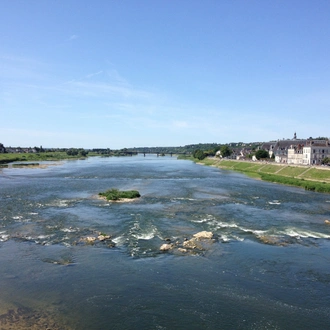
[1,155,330,329]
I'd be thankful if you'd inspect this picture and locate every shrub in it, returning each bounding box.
[99,188,141,201]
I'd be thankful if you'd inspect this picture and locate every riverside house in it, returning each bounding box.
[260,134,330,165]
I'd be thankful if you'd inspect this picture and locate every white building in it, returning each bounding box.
[302,140,330,165]
[287,140,330,165]
[287,145,304,165]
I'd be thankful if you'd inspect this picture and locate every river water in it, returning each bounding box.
[0,155,330,329]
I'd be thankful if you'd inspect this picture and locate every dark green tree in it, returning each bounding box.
[255,149,269,160]
[67,148,78,156]
[220,145,232,158]
[79,149,88,157]
[322,157,330,165]
[193,149,207,160]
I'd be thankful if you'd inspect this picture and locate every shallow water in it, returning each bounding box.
[0,155,330,329]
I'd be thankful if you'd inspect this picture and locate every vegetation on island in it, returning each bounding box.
[0,147,137,165]
[66,148,88,157]
[98,188,141,201]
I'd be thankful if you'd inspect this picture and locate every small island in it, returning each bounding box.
[98,188,141,202]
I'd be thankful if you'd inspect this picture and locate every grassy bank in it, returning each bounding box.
[197,158,330,193]
[0,152,87,164]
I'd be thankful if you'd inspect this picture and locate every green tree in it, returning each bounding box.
[220,145,232,158]
[67,148,78,156]
[322,157,330,165]
[79,149,88,157]
[255,149,269,160]
[193,149,207,160]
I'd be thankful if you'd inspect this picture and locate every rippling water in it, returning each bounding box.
[0,155,330,329]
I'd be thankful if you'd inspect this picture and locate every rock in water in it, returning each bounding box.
[98,235,111,241]
[193,231,213,239]
[183,238,203,250]
[160,243,174,251]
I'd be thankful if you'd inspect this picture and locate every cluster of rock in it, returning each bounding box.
[80,232,115,248]
[257,235,289,246]
[159,231,215,255]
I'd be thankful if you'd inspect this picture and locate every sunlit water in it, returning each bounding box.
[0,155,330,329]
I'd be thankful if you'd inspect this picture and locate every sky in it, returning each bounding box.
[1,0,330,149]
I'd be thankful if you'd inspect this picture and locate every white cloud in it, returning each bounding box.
[69,34,78,40]
[85,71,103,79]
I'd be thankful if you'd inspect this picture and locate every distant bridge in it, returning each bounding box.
[124,151,191,157]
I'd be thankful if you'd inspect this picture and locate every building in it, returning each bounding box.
[273,139,306,163]
[286,140,330,165]
[287,143,305,165]
[302,140,330,165]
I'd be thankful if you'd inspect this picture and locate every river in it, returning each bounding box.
[0,155,330,329]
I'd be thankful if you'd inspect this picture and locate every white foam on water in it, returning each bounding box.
[0,231,9,242]
[192,214,217,224]
[215,221,238,229]
[232,235,244,242]
[28,212,38,215]
[37,235,49,239]
[281,228,330,239]
[238,226,268,236]
[12,216,23,220]
[253,229,269,235]
[191,218,210,223]
[112,236,125,245]
[60,228,77,233]
[173,197,196,201]
[58,200,70,207]
[47,199,71,207]
[220,235,231,242]
[135,228,157,240]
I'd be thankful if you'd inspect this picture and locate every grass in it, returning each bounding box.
[198,159,330,194]
[258,164,281,174]
[98,188,141,201]
[260,174,330,193]
[302,168,330,182]
[0,152,88,164]
[276,166,306,177]
[12,163,40,167]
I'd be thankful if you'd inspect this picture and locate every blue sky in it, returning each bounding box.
[1,1,330,148]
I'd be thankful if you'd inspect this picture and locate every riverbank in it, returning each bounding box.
[197,158,330,193]
[0,152,88,164]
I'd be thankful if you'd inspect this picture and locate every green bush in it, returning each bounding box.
[99,188,141,201]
